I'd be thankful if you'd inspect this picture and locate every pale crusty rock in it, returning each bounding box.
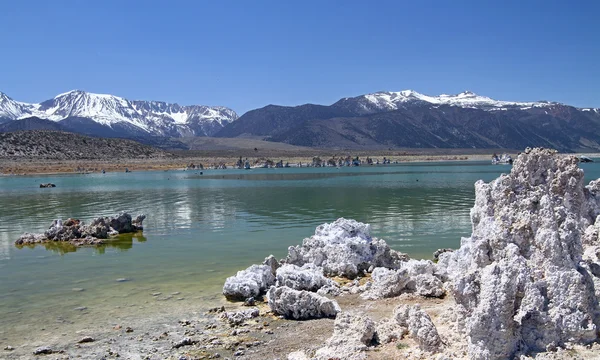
[263,254,280,275]
[394,304,443,352]
[287,351,310,360]
[220,308,259,326]
[284,218,408,278]
[314,312,376,360]
[439,148,600,359]
[222,264,275,301]
[375,317,407,344]
[361,260,445,300]
[275,263,336,292]
[267,286,340,320]
[361,267,411,299]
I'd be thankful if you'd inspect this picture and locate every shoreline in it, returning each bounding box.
[0,154,496,176]
[2,151,598,177]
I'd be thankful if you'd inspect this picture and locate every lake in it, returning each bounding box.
[1,160,599,348]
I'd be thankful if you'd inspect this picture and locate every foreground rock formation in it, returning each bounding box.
[438,148,600,359]
[15,212,145,246]
[218,148,600,359]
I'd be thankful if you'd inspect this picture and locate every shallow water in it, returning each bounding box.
[1,160,599,347]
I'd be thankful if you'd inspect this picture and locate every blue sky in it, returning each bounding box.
[0,0,597,114]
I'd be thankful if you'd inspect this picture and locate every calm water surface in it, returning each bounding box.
[1,160,599,346]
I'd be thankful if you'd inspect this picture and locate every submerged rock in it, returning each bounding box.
[438,148,600,359]
[267,286,340,320]
[284,218,408,278]
[222,264,275,301]
[15,212,145,246]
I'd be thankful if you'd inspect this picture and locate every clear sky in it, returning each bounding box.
[0,0,597,114]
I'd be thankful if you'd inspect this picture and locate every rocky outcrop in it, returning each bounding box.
[222,264,275,301]
[275,263,337,292]
[438,148,600,359]
[15,212,145,246]
[284,218,408,278]
[267,286,340,320]
[314,312,376,360]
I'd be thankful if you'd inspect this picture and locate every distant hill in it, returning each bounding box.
[0,130,172,160]
[215,90,600,152]
[0,116,189,150]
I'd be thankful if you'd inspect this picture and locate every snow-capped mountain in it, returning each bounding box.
[333,90,556,115]
[217,89,600,152]
[0,90,238,136]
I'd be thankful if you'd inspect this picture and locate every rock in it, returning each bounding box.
[375,318,407,344]
[275,263,336,292]
[33,346,53,355]
[78,336,95,343]
[287,351,310,360]
[132,214,146,230]
[283,218,409,278]
[220,308,260,326]
[15,212,145,246]
[222,264,275,300]
[361,267,411,299]
[263,254,280,275]
[116,278,129,282]
[15,232,46,245]
[314,312,376,360]
[361,260,445,299]
[125,327,133,333]
[394,304,442,352]
[267,286,340,320]
[242,297,255,306]
[4,345,14,351]
[172,337,196,349]
[73,306,87,311]
[39,183,56,188]
[433,248,454,262]
[439,148,600,359]
[316,283,342,297]
[71,288,85,292]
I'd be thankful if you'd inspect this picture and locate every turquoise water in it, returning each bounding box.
[1,160,599,347]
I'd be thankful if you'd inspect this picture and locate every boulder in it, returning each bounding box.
[222,264,275,301]
[438,148,600,359]
[267,286,340,320]
[284,218,408,278]
[275,263,336,292]
[314,312,376,360]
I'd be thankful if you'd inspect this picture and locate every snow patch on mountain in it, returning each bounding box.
[338,90,557,114]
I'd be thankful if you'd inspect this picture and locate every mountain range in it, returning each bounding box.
[0,90,238,137]
[2,89,599,151]
[217,90,600,151]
